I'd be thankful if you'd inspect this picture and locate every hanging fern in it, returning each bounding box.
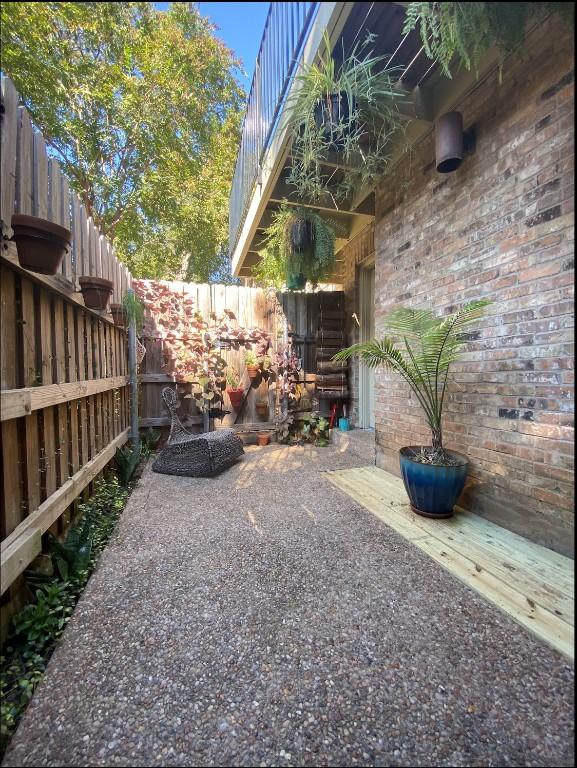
[253,204,341,289]
[403,2,574,79]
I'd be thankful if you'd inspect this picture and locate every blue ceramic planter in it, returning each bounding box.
[399,446,468,518]
[338,417,350,431]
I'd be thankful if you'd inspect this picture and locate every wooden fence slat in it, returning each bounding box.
[53,298,66,383]
[79,204,89,279]
[32,131,49,220]
[1,77,18,234]
[15,106,33,215]
[1,420,22,538]
[24,413,41,514]
[70,194,81,281]
[61,174,71,230]
[1,267,17,390]
[47,158,62,225]
[1,376,131,420]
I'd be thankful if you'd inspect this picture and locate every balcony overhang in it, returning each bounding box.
[230,1,512,279]
[231,2,353,278]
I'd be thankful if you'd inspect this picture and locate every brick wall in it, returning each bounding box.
[370,18,574,555]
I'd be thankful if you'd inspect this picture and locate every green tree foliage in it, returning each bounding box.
[0,2,243,279]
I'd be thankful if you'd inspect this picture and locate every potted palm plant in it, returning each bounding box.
[334,300,491,518]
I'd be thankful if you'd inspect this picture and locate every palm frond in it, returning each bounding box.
[334,300,491,446]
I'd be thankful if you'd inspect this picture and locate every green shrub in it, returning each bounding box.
[0,476,128,758]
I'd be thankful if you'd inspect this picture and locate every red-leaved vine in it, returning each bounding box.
[133,280,271,413]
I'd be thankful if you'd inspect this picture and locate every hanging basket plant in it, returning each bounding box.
[313,91,358,150]
[283,32,407,203]
[253,204,339,290]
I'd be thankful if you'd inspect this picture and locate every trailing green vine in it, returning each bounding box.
[403,2,574,79]
[254,204,340,289]
[0,476,130,758]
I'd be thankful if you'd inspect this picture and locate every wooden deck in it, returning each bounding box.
[325,465,574,661]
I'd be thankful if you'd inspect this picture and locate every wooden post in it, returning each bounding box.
[127,289,140,447]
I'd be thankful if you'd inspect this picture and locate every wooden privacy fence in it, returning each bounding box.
[0,76,134,608]
[136,280,346,430]
[137,280,278,429]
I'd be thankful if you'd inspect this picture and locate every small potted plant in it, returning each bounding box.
[335,300,491,518]
[244,349,260,380]
[257,431,271,447]
[79,276,114,310]
[226,367,244,409]
[255,400,269,419]
[109,303,125,327]
[11,214,72,275]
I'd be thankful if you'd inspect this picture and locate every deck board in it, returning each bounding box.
[325,465,575,660]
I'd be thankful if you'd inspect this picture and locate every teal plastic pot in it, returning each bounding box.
[399,446,468,519]
[338,417,350,431]
[286,273,306,291]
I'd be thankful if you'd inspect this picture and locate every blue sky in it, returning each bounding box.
[155,2,270,90]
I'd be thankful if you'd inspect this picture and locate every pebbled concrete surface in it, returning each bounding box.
[3,444,574,767]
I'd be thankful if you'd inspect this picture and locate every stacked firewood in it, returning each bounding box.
[315,311,349,400]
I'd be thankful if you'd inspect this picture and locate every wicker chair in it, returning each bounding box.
[152,388,244,477]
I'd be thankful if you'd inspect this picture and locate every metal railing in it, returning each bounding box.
[228,2,319,259]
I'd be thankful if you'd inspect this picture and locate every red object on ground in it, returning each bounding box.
[328,402,338,429]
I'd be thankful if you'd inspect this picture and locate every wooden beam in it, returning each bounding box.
[139,416,203,428]
[1,428,129,594]
[1,376,129,421]
[138,373,178,384]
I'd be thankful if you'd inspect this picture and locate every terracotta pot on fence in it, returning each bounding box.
[227,387,244,409]
[257,431,271,447]
[109,303,125,327]
[11,214,71,275]
[79,276,114,310]
[246,364,260,380]
[256,401,269,419]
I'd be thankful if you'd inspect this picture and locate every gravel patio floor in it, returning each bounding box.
[3,443,574,767]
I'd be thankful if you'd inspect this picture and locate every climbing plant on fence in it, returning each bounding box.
[133,281,271,414]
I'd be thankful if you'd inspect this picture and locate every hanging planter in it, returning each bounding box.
[289,218,312,253]
[313,91,357,150]
[286,272,306,291]
[11,214,71,275]
[284,32,406,202]
[254,205,340,291]
[78,276,113,310]
[109,303,126,327]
